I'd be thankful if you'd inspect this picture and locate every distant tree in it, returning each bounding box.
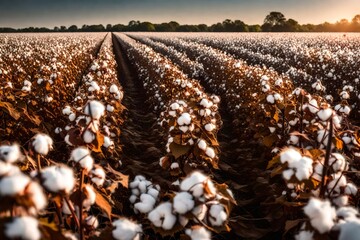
[335,19,350,32]
[177,25,200,32]
[210,22,225,32]
[351,14,360,31]
[262,11,286,31]
[112,24,126,32]
[53,26,60,32]
[248,24,261,32]
[197,24,209,32]
[68,25,78,32]
[138,22,156,31]
[60,26,67,32]
[284,19,300,31]
[106,24,112,31]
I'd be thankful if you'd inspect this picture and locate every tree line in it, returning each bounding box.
[1,12,360,32]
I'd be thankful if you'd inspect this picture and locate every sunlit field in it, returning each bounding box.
[0,32,360,239]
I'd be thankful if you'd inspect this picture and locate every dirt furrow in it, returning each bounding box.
[111,34,165,177]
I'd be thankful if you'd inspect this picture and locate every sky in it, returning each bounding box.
[0,0,359,28]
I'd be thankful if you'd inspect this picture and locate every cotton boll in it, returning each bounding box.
[69,113,76,122]
[173,192,195,214]
[106,104,115,112]
[26,181,47,211]
[83,185,96,209]
[303,198,336,234]
[5,216,41,240]
[69,147,94,172]
[329,153,347,172]
[204,123,215,132]
[280,148,302,164]
[32,133,53,155]
[62,106,72,115]
[41,165,75,194]
[345,183,358,195]
[109,84,119,94]
[185,226,211,240]
[83,130,95,144]
[103,136,114,148]
[317,108,333,121]
[180,172,216,199]
[62,199,72,215]
[338,222,360,240]
[333,196,348,207]
[148,202,177,230]
[177,113,191,126]
[0,144,22,163]
[295,230,314,240]
[112,218,142,240]
[90,167,106,187]
[134,193,156,213]
[84,100,105,120]
[208,204,228,226]
[282,169,294,181]
[266,95,275,104]
[0,172,30,196]
[205,147,216,159]
[198,140,207,151]
[288,135,299,145]
[308,99,319,113]
[86,215,99,229]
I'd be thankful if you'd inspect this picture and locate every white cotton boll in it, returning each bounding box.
[148,188,159,200]
[27,181,47,211]
[64,134,73,146]
[148,202,177,230]
[32,133,53,155]
[269,127,276,133]
[317,108,333,121]
[333,195,348,207]
[345,183,358,195]
[208,204,228,226]
[328,174,347,193]
[280,148,302,164]
[86,215,99,229]
[41,165,75,194]
[274,93,283,101]
[170,102,180,110]
[103,136,114,148]
[107,104,114,112]
[329,153,347,172]
[112,218,142,240]
[170,162,179,170]
[185,226,211,240]
[180,171,215,198]
[0,172,30,196]
[37,78,43,84]
[173,192,194,214]
[177,113,191,126]
[69,113,76,122]
[205,147,216,159]
[0,144,21,163]
[292,157,313,181]
[110,84,119,94]
[303,198,336,234]
[90,167,106,187]
[55,127,62,134]
[198,140,207,151]
[62,199,72,215]
[83,185,96,208]
[134,193,156,213]
[295,230,314,240]
[69,147,93,172]
[192,204,207,221]
[282,169,294,181]
[179,126,189,133]
[83,130,95,144]
[129,195,137,204]
[169,111,176,117]
[211,95,220,104]
[204,123,215,132]
[84,100,105,120]
[138,181,147,193]
[0,161,19,176]
[45,95,53,102]
[338,222,360,240]
[288,135,299,145]
[266,95,275,104]
[308,99,319,113]
[5,216,41,240]
[317,129,328,144]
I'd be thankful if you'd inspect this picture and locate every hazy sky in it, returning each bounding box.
[0,0,359,28]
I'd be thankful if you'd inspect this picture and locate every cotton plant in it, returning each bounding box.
[128,171,235,236]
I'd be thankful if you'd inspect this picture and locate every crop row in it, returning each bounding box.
[115,32,235,238]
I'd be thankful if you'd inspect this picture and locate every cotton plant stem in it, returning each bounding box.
[319,116,333,198]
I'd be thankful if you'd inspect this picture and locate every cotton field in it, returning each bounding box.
[0,32,359,239]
